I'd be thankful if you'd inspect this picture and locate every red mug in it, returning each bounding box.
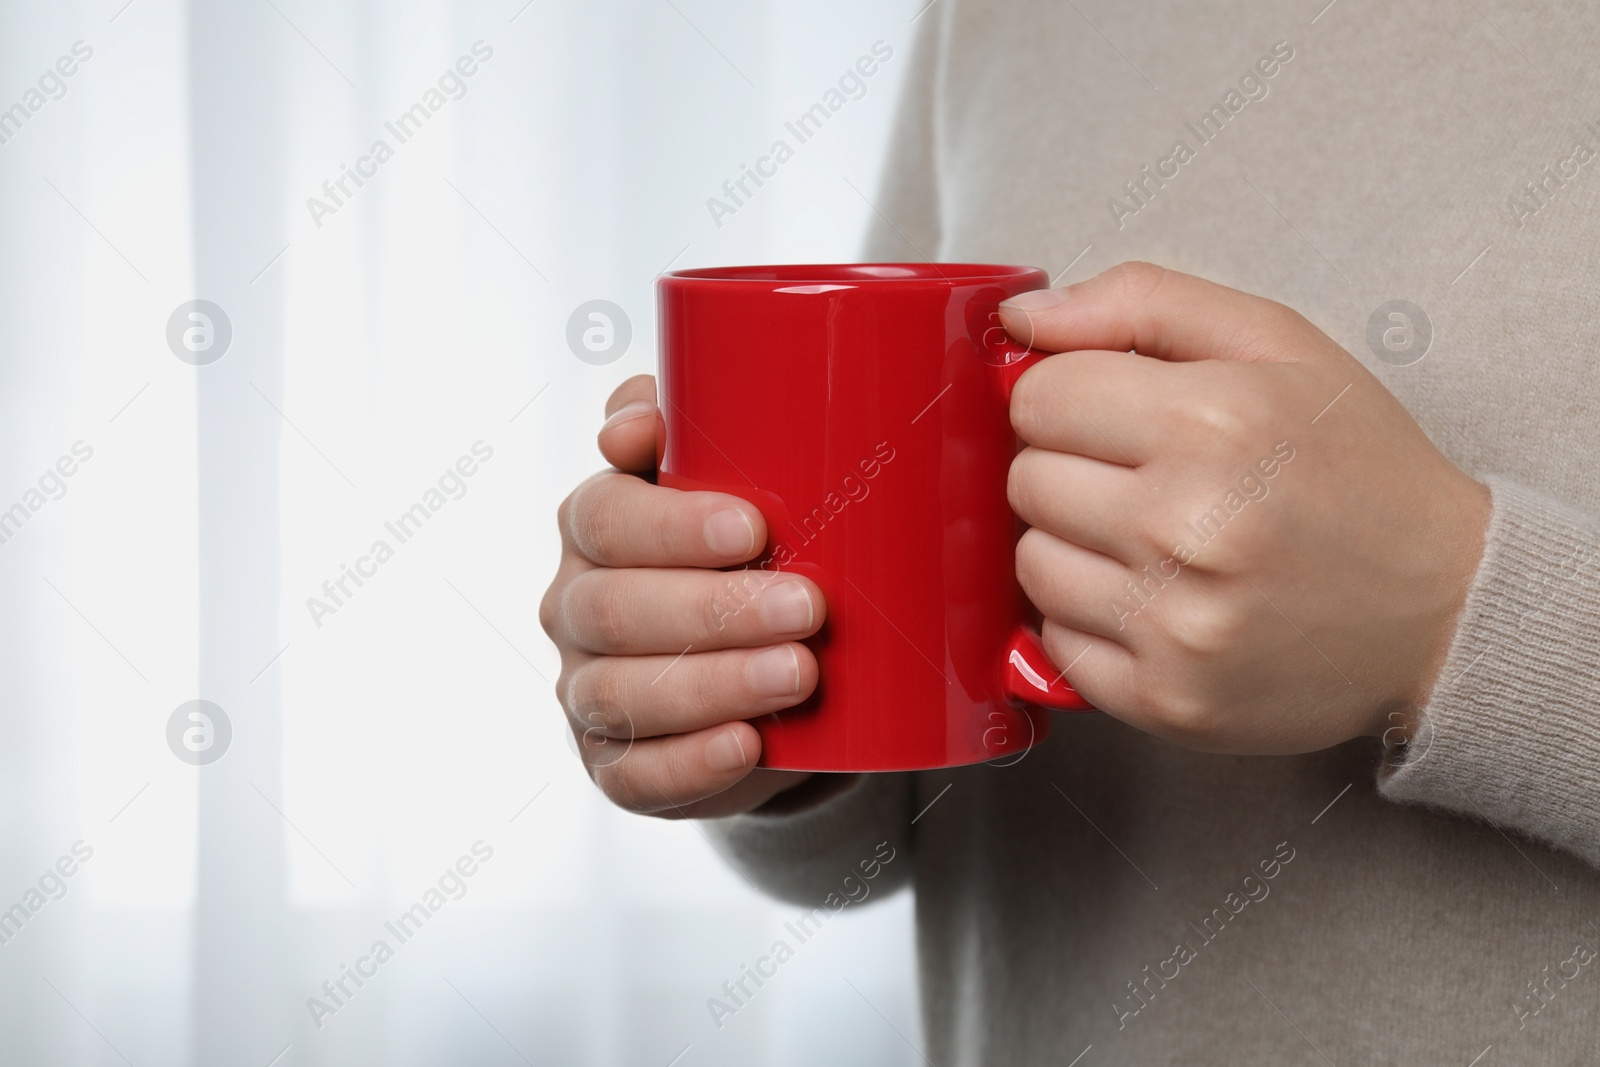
[656,263,1094,772]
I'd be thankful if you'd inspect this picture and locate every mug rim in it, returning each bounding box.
[661,262,1043,286]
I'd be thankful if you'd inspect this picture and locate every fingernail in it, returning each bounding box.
[748,645,801,698]
[704,508,756,559]
[601,400,654,433]
[705,729,749,773]
[1000,287,1069,313]
[759,582,814,636]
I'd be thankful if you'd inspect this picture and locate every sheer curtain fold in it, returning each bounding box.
[0,0,203,1062]
[3,1,919,1063]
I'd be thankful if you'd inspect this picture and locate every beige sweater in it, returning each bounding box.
[708,1,1600,1063]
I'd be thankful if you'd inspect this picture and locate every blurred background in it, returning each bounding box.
[0,0,926,1062]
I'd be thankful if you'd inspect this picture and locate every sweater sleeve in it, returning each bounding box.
[1378,474,1600,867]
[703,772,914,906]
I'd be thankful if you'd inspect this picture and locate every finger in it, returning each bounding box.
[599,374,659,473]
[1016,527,1137,644]
[539,550,591,645]
[1010,351,1182,465]
[564,470,768,568]
[669,767,819,819]
[1009,446,1155,562]
[565,643,818,740]
[1037,619,1137,715]
[559,567,823,655]
[604,374,657,417]
[998,261,1309,365]
[592,720,768,814]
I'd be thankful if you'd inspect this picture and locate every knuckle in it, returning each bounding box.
[654,745,705,810]
[1211,516,1272,573]
[553,578,585,648]
[1265,303,1312,341]
[567,472,627,563]
[1104,260,1168,302]
[568,661,632,738]
[596,764,651,814]
[1168,513,1236,575]
[1130,523,1175,566]
[555,494,573,544]
[1180,367,1279,437]
[1169,484,1275,576]
[1145,686,1217,742]
[1119,504,1170,562]
[1163,597,1245,657]
[538,581,562,641]
[1185,397,1251,442]
[1187,542,1233,581]
[1233,388,1279,436]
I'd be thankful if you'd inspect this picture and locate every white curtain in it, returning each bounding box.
[1,0,924,1063]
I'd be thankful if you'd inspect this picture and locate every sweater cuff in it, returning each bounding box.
[1378,476,1600,865]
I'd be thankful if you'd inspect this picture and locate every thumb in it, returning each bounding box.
[997,261,1311,365]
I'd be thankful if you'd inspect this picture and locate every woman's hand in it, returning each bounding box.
[1000,262,1491,755]
[540,375,832,817]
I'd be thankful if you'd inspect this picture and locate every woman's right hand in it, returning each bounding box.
[539,374,831,818]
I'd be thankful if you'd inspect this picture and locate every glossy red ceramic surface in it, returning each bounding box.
[657,263,1094,772]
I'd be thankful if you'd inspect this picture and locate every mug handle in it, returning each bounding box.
[983,314,1097,714]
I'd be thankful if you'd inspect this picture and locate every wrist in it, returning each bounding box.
[1374,472,1491,743]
